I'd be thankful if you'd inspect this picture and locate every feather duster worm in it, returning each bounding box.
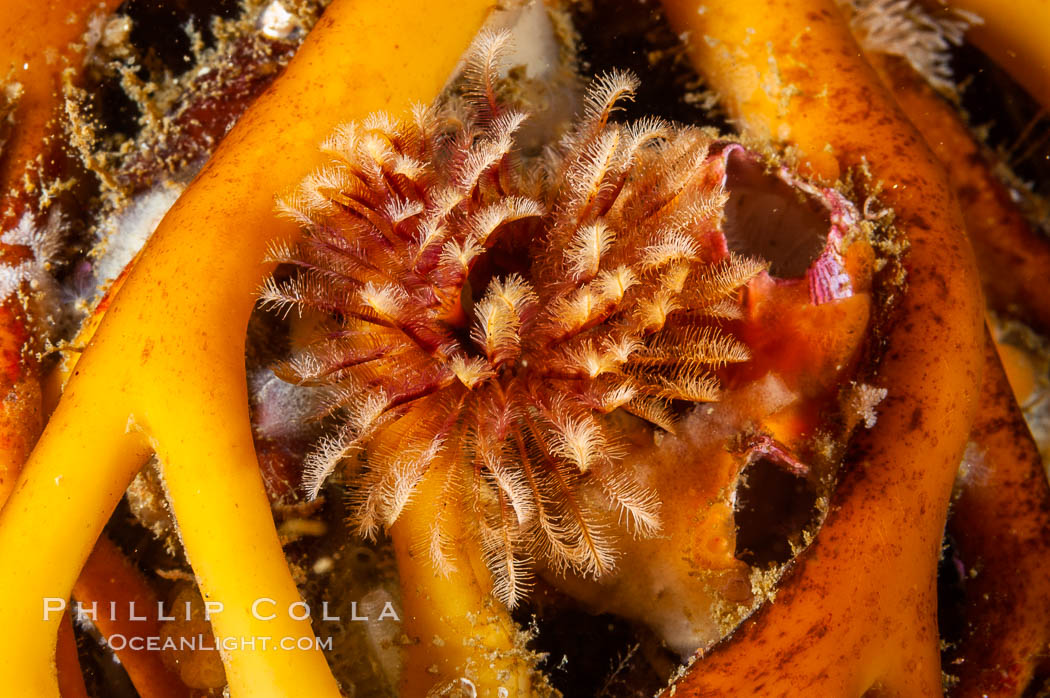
[261,31,878,625]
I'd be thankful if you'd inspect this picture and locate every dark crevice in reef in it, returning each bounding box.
[734,455,820,569]
[514,584,675,698]
[569,0,730,131]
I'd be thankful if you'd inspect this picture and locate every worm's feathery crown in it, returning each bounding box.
[261,30,764,607]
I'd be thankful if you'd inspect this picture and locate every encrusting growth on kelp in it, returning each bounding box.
[260,30,765,607]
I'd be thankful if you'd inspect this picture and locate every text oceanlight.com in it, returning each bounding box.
[104,634,334,652]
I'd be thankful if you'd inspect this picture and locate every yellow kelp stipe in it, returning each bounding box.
[392,470,541,696]
[935,0,1050,111]
[0,0,496,695]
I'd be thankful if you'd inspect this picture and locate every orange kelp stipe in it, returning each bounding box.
[0,0,123,508]
[0,1,121,202]
[0,0,496,695]
[863,30,1050,698]
[932,0,1050,111]
[72,536,188,698]
[945,337,1050,696]
[660,0,983,694]
[869,53,1050,333]
[55,612,87,698]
